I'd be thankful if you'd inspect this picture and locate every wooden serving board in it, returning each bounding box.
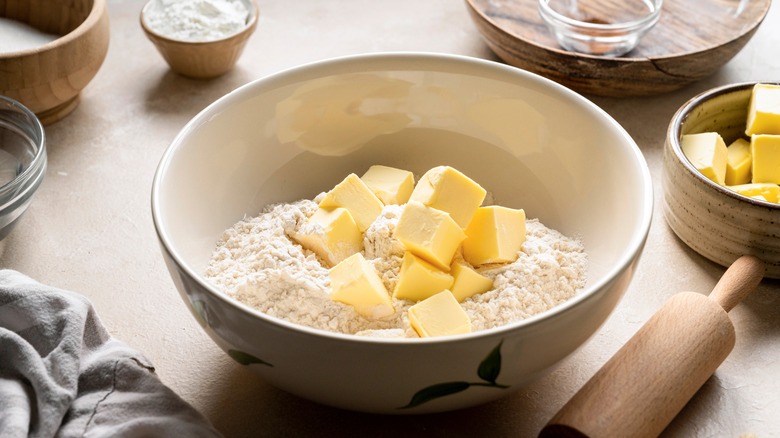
[465,0,771,97]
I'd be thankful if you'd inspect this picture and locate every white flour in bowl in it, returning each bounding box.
[0,18,58,53]
[144,0,249,42]
[205,198,587,338]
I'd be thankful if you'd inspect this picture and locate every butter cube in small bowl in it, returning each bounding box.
[664,81,780,278]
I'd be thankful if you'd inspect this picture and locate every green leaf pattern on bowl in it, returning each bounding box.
[399,341,508,409]
[228,349,274,367]
[190,299,208,328]
[477,342,503,384]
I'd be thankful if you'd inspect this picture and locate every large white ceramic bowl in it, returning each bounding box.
[152,53,653,414]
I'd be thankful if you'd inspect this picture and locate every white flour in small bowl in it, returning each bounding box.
[144,0,250,42]
[205,197,588,338]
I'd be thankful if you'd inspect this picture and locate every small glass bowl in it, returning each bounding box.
[539,0,663,57]
[0,96,47,240]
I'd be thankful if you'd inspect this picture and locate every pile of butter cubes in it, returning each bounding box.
[682,83,780,202]
[291,165,526,338]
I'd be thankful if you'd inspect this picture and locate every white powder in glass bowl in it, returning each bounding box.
[144,0,250,42]
[205,197,588,338]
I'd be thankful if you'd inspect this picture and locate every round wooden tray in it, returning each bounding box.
[465,0,771,97]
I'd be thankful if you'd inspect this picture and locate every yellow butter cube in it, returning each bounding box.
[449,261,493,302]
[681,132,728,185]
[293,207,363,267]
[319,173,384,231]
[745,84,780,136]
[330,253,394,319]
[409,166,487,228]
[725,138,752,186]
[392,252,454,301]
[463,206,526,266]
[360,165,414,205]
[728,183,780,203]
[408,290,471,338]
[395,201,466,271]
[751,135,780,184]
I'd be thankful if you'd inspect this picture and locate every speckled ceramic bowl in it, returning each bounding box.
[664,82,780,279]
[152,53,653,413]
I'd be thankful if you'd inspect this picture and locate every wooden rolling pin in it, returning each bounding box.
[539,255,765,438]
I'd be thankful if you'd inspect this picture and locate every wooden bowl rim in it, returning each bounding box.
[465,0,772,63]
[666,81,780,210]
[0,0,107,59]
[140,0,259,45]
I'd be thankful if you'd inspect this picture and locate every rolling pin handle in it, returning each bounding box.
[538,255,765,438]
[709,255,765,312]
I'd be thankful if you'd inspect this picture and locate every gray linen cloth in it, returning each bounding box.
[0,270,222,438]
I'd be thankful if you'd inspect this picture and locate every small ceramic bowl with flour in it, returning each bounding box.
[152,53,653,414]
[141,0,259,79]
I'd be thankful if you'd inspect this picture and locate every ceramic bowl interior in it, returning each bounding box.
[0,0,110,125]
[140,0,259,79]
[152,53,653,413]
[0,97,47,240]
[664,82,780,278]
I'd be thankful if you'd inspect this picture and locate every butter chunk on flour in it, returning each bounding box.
[409,166,486,228]
[449,261,493,302]
[392,252,454,301]
[292,207,363,267]
[319,173,384,232]
[394,201,466,271]
[361,165,415,205]
[463,206,526,266]
[408,290,472,338]
[330,253,394,319]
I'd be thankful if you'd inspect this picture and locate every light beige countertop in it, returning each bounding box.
[3,0,779,436]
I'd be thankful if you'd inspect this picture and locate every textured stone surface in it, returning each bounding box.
[2,1,778,436]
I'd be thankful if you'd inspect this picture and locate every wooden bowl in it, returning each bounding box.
[465,0,771,97]
[663,82,780,279]
[0,0,110,125]
[140,0,259,79]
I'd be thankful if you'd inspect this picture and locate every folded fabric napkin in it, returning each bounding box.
[0,270,222,438]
